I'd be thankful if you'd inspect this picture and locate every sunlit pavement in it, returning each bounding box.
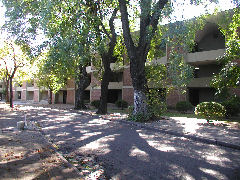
[1,103,240,179]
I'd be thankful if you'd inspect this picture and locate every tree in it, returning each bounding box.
[211,8,240,98]
[83,1,119,114]
[165,19,206,101]
[2,0,93,109]
[118,0,238,120]
[2,0,121,113]
[118,0,169,119]
[33,52,66,104]
[0,41,30,107]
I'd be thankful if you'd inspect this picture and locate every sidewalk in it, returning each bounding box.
[114,115,240,150]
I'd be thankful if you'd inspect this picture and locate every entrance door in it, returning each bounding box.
[63,91,67,104]
[188,88,199,106]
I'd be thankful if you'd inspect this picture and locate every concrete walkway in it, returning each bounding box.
[115,115,240,150]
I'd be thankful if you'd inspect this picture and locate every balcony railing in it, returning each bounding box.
[188,77,212,88]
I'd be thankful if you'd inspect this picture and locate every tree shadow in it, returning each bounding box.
[2,104,240,179]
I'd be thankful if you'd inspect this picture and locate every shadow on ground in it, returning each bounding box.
[1,104,240,180]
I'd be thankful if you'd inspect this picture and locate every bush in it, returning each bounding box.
[146,89,167,118]
[195,102,226,119]
[115,100,128,109]
[128,111,153,122]
[176,101,193,113]
[221,96,240,117]
[149,102,167,118]
[90,100,100,108]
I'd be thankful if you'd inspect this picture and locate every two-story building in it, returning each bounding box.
[4,11,240,107]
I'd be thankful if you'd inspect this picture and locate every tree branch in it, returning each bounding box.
[139,0,168,58]
[139,0,151,46]
[118,0,136,58]
[150,0,168,32]
[99,10,111,39]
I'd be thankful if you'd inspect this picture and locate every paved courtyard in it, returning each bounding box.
[1,103,240,179]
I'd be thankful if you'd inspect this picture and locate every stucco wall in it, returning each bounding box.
[166,89,187,107]
[198,31,225,51]
[122,88,134,105]
[91,89,101,102]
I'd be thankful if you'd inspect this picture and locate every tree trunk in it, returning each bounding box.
[75,65,90,110]
[118,0,168,120]
[97,58,111,114]
[5,78,9,103]
[48,90,53,104]
[130,52,149,116]
[9,77,13,108]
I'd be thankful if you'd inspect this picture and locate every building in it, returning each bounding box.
[2,11,240,107]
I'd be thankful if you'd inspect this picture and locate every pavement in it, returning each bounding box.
[1,102,240,179]
[119,115,240,150]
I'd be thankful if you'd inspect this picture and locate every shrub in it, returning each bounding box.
[195,102,226,119]
[176,101,193,113]
[90,100,100,108]
[128,112,153,122]
[146,89,167,118]
[221,96,240,117]
[127,106,134,115]
[149,102,167,118]
[115,100,128,109]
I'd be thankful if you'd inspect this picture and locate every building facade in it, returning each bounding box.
[1,15,239,107]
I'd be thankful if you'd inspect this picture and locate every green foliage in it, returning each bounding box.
[212,8,240,94]
[127,105,134,115]
[167,57,194,90]
[176,101,194,113]
[90,100,100,108]
[221,96,240,117]
[115,100,128,109]
[149,102,167,118]
[145,65,167,88]
[163,17,206,97]
[128,112,153,123]
[147,89,167,117]
[147,28,166,61]
[127,88,167,122]
[195,102,226,119]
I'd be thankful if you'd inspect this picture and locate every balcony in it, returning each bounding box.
[86,63,125,73]
[188,77,212,88]
[148,56,167,65]
[16,87,22,91]
[108,82,123,89]
[26,87,34,91]
[186,49,225,64]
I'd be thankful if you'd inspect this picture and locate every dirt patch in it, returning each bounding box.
[0,130,80,180]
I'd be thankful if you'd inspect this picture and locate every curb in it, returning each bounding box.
[117,119,240,151]
[38,129,83,177]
